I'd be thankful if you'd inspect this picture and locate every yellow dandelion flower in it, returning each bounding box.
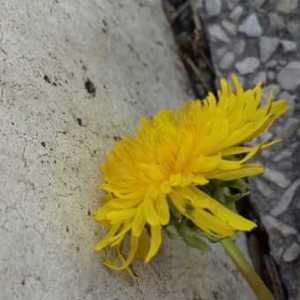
[94,75,287,271]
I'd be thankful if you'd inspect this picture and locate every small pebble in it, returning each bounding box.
[279,118,299,140]
[262,215,298,236]
[269,13,285,30]
[235,57,260,75]
[287,21,300,34]
[260,36,280,62]
[266,60,277,68]
[254,0,266,7]
[267,71,275,80]
[277,0,298,14]
[233,40,246,55]
[273,149,292,163]
[219,52,235,70]
[283,242,300,262]
[270,179,300,216]
[238,14,262,37]
[263,167,290,188]
[255,179,275,199]
[281,40,297,52]
[208,25,230,43]
[205,0,222,17]
[253,71,266,83]
[230,6,243,22]
[277,62,300,90]
[222,20,237,35]
[279,92,295,116]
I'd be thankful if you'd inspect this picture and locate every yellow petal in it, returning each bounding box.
[132,205,146,237]
[191,175,209,185]
[193,209,235,238]
[94,224,121,252]
[106,209,136,224]
[169,191,229,238]
[109,197,141,209]
[145,225,162,262]
[136,229,151,260]
[191,154,221,173]
[155,194,170,225]
[94,207,109,222]
[218,159,241,170]
[271,99,288,117]
[231,73,244,95]
[189,187,256,231]
[115,244,137,278]
[175,132,195,171]
[171,187,256,236]
[143,196,160,226]
[206,163,264,181]
[104,235,138,271]
[222,146,257,156]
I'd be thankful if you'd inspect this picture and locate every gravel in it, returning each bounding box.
[196,1,300,297]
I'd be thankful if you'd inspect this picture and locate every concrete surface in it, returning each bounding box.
[0,1,254,299]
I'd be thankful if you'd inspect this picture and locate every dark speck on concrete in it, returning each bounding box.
[113,136,121,141]
[44,75,58,87]
[44,75,51,84]
[76,118,83,126]
[102,19,108,27]
[212,291,220,300]
[85,78,96,97]
[41,141,46,148]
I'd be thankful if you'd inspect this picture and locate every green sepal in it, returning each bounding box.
[199,178,249,208]
[175,220,210,252]
[165,224,179,240]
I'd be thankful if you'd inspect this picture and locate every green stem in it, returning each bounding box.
[221,238,273,300]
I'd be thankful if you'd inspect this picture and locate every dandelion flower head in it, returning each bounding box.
[94,75,287,270]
